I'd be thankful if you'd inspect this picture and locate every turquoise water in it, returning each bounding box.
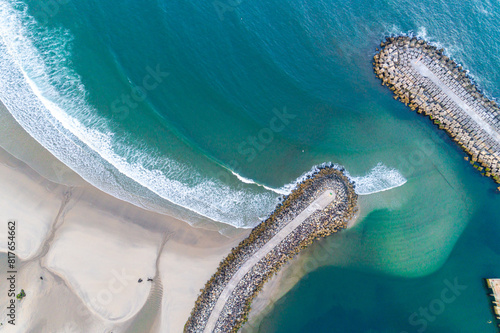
[257,176,500,332]
[0,0,499,331]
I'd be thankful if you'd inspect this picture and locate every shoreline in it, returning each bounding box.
[0,95,362,333]
[0,140,247,332]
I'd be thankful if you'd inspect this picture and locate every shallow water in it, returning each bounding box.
[0,0,499,331]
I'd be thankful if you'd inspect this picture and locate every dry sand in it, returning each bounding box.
[0,143,247,332]
[0,100,367,333]
[0,136,363,332]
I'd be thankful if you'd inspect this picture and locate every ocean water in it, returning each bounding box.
[0,0,499,331]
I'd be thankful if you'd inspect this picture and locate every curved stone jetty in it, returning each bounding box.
[184,166,357,333]
[374,36,500,185]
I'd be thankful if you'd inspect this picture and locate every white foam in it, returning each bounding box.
[230,170,257,184]
[290,162,407,196]
[0,1,278,228]
[229,169,293,195]
[380,25,497,101]
[380,25,459,58]
[348,163,407,195]
[0,2,408,230]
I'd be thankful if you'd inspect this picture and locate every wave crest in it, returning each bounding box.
[230,162,407,198]
[0,0,279,228]
[349,163,407,195]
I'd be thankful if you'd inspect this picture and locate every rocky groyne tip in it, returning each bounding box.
[374,36,500,188]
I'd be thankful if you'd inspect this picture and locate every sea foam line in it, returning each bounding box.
[348,163,407,195]
[230,170,291,195]
[231,162,407,198]
[0,1,279,228]
[0,1,407,229]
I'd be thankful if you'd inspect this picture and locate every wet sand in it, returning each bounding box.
[0,139,247,332]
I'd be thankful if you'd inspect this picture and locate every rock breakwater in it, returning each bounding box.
[374,36,500,186]
[184,166,357,333]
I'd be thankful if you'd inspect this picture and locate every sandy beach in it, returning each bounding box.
[0,126,363,332]
[0,97,364,332]
[0,98,334,333]
[0,117,248,332]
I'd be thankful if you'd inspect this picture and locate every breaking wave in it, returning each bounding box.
[349,163,407,195]
[0,1,279,229]
[231,162,407,198]
[0,1,407,230]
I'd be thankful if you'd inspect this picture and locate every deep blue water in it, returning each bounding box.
[0,0,499,331]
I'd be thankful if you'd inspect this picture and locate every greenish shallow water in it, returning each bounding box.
[0,0,499,331]
[257,181,500,332]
